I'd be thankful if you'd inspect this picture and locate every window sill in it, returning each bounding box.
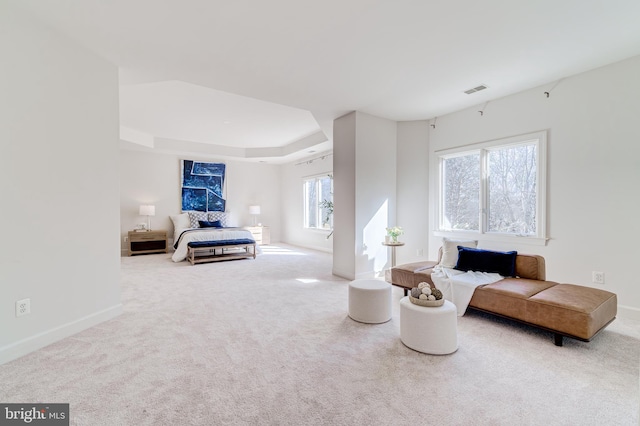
[304,227,333,235]
[433,230,549,246]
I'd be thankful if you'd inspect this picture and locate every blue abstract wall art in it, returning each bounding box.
[181,160,226,212]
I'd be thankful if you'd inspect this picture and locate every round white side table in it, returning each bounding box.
[348,279,392,324]
[399,296,458,355]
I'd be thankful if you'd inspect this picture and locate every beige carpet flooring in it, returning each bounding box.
[1,244,639,425]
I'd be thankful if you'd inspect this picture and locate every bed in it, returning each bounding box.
[170,212,258,264]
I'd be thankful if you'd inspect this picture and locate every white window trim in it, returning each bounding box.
[433,130,548,246]
[303,172,333,231]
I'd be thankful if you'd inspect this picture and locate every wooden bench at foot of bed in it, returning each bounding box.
[187,239,256,265]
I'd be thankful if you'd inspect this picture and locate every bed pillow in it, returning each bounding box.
[170,213,191,242]
[187,211,208,228]
[439,238,478,268]
[198,220,222,228]
[208,211,228,227]
[454,247,518,277]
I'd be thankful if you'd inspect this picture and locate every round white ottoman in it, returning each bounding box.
[348,279,392,324]
[400,296,457,354]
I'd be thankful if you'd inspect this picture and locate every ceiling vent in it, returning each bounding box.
[464,84,488,95]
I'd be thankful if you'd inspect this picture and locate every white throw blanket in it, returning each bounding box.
[431,266,503,316]
[171,228,258,262]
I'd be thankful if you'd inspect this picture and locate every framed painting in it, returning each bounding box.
[181,160,226,212]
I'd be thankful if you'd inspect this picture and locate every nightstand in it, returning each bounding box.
[128,230,168,256]
[244,226,270,245]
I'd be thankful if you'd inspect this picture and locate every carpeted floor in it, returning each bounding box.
[1,244,639,425]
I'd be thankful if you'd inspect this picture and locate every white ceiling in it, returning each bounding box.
[14,0,640,163]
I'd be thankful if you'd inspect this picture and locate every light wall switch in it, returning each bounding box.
[592,271,605,284]
[16,298,31,317]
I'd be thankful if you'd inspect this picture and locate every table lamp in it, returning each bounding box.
[249,205,261,226]
[139,205,155,231]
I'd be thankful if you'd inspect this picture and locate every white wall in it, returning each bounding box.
[0,5,122,364]
[396,121,430,265]
[120,149,281,251]
[428,55,640,319]
[333,112,397,279]
[355,112,398,278]
[333,113,357,278]
[280,153,333,252]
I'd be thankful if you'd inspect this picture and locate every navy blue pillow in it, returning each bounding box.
[198,220,222,228]
[454,247,517,277]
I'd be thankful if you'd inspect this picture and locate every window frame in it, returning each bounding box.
[434,131,548,245]
[302,173,333,231]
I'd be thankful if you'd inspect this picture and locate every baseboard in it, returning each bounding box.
[277,240,332,254]
[618,304,640,321]
[332,267,354,280]
[304,244,332,254]
[0,304,123,365]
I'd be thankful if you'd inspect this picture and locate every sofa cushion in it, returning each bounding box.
[391,261,438,290]
[455,247,518,277]
[440,238,478,268]
[526,284,617,340]
[469,278,558,321]
[479,278,558,299]
[515,254,546,280]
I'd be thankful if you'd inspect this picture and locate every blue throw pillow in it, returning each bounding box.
[198,220,222,228]
[454,247,517,277]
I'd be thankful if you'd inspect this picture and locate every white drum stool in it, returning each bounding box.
[348,279,392,324]
[400,296,457,354]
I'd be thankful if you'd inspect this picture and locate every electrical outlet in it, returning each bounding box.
[16,298,30,317]
[124,236,129,243]
[417,249,424,256]
[592,271,605,284]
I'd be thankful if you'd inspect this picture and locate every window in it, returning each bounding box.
[442,152,480,231]
[303,174,333,230]
[437,131,547,242]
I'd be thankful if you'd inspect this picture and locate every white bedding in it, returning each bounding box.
[431,266,503,316]
[171,227,257,262]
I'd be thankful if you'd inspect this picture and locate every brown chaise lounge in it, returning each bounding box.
[391,250,617,346]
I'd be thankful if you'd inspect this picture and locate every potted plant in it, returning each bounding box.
[386,226,403,243]
[320,199,334,239]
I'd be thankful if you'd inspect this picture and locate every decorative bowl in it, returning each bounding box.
[409,296,445,307]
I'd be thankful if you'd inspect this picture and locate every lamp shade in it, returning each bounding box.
[249,205,261,215]
[139,205,156,216]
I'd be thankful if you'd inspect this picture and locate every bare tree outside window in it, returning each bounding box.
[438,131,546,240]
[488,144,537,235]
[304,175,333,230]
[319,176,333,229]
[442,153,480,230]
[304,179,318,228]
